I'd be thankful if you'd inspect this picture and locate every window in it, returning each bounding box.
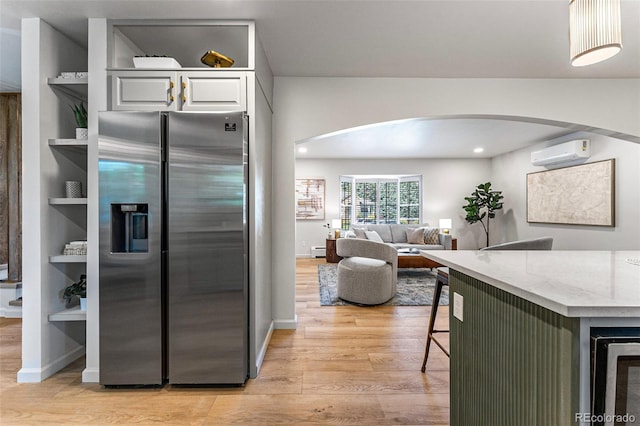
[339,175,421,227]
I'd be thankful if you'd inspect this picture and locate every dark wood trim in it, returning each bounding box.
[0,94,22,281]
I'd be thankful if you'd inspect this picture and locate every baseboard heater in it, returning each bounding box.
[311,246,326,258]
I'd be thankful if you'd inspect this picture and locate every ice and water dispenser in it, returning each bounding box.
[111,204,148,253]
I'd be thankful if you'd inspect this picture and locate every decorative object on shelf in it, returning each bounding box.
[133,55,181,69]
[70,102,87,139]
[463,182,504,248]
[331,219,342,239]
[63,240,87,256]
[57,71,87,79]
[65,180,83,198]
[323,222,333,239]
[569,0,622,67]
[296,178,325,220]
[439,218,452,234]
[200,50,235,68]
[63,274,87,310]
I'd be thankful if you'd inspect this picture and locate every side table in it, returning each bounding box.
[326,238,343,263]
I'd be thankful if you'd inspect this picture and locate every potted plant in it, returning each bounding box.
[63,274,87,310]
[70,102,88,140]
[463,182,504,248]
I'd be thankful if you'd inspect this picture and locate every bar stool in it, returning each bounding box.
[421,268,449,372]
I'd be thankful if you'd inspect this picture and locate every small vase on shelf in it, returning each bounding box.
[75,128,88,140]
[71,102,88,140]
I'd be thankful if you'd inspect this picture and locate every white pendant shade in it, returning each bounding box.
[569,0,622,67]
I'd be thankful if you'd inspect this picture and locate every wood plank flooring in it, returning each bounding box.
[0,258,450,425]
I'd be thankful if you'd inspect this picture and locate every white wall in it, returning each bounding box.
[249,73,275,371]
[295,158,491,255]
[273,77,640,328]
[491,132,640,250]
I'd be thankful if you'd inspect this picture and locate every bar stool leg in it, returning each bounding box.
[421,277,444,372]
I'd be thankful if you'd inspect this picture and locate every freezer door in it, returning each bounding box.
[167,111,248,384]
[98,111,163,385]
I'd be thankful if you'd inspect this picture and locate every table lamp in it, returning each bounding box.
[439,218,452,234]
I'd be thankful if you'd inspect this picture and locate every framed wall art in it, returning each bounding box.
[295,178,325,220]
[527,159,615,227]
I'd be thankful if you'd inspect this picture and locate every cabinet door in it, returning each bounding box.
[180,72,246,112]
[111,71,179,111]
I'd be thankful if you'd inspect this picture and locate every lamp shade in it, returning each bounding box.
[439,218,452,229]
[332,219,342,229]
[569,0,622,67]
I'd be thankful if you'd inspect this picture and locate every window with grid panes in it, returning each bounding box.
[338,175,421,228]
[399,178,421,224]
[339,178,353,230]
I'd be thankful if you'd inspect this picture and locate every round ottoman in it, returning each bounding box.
[337,256,395,305]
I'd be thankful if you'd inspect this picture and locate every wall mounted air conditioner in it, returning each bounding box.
[531,139,590,166]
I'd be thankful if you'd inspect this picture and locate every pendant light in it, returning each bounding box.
[569,0,622,66]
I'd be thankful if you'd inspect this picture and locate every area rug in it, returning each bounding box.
[318,264,449,306]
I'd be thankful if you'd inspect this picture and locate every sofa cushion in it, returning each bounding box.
[406,227,426,244]
[423,227,440,245]
[367,224,393,242]
[351,227,367,239]
[389,224,409,243]
[365,230,384,243]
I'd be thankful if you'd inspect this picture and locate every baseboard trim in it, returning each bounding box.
[273,315,298,330]
[17,345,85,383]
[295,254,312,258]
[0,307,22,318]
[82,367,99,383]
[254,321,274,377]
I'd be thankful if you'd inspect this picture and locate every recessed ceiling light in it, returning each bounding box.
[473,147,484,153]
[298,147,308,153]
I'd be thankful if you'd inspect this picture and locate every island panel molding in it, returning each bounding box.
[526,159,615,227]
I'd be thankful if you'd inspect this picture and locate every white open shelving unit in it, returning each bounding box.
[48,306,87,322]
[21,17,274,384]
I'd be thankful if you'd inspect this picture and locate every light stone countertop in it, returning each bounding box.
[420,250,640,317]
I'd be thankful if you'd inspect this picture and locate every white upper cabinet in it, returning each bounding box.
[111,70,247,112]
[180,71,246,111]
[111,71,179,111]
[107,20,253,112]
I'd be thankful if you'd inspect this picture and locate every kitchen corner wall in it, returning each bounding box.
[295,157,491,254]
[491,132,640,249]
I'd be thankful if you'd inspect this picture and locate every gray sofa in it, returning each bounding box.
[345,224,453,251]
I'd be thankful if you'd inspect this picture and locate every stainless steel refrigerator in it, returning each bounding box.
[98,111,248,386]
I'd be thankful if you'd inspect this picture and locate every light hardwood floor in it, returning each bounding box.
[0,258,450,425]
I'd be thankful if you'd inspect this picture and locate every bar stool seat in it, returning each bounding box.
[421,267,449,372]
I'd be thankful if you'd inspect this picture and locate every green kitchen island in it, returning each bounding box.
[422,250,640,426]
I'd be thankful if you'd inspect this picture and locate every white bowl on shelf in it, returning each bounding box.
[132,57,181,69]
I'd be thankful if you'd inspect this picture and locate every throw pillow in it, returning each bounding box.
[406,227,426,244]
[364,230,384,243]
[352,227,367,239]
[423,227,440,245]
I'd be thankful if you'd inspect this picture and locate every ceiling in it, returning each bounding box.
[1,0,638,158]
[295,117,576,159]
